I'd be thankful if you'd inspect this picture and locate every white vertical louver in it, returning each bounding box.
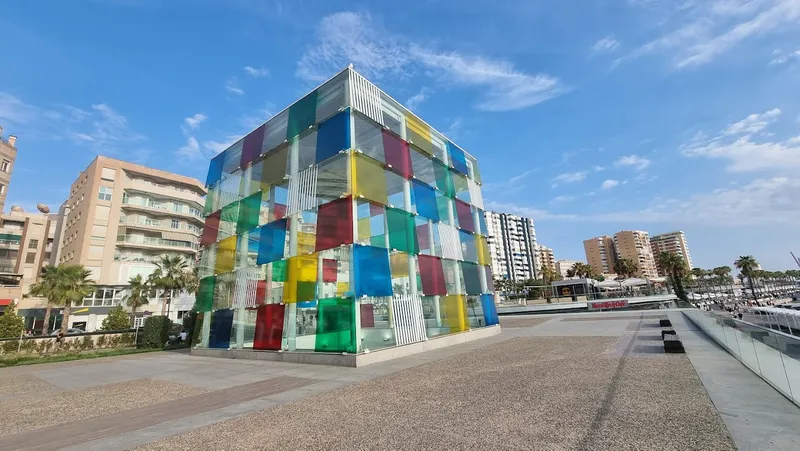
[467,179,484,210]
[349,70,384,126]
[232,267,261,309]
[439,223,464,260]
[391,294,427,346]
[287,165,318,215]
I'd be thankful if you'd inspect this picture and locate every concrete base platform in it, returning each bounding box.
[190,325,502,367]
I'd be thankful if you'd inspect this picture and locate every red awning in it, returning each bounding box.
[0,299,11,306]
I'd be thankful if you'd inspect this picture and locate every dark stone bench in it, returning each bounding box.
[663,336,685,353]
[661,328,677,339]
[659,319,672,328]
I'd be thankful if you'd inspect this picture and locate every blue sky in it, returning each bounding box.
[1,0,799,271]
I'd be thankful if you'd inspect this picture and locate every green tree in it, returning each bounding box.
[614,258,639,279]
[101,305,132,331]
[657,252,689,303]
[0,301,25,338]
[734,255,758,299]
[28,265,61,335]
[149,256,189,316]
[58,265,96,335]
[125,274,149,318]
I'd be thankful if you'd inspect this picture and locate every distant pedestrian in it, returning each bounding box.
[179,329,188,342]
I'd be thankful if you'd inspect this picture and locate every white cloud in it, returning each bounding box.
[0,92,38,124]
[184,113,207,130]
[487,177,800,226]
[551,195,576,203]
[68,103,145,153]
[770,48,800,64]
[444,118,463,139]
[177,136,202,160]
[483,170,536,193]
[602,179,620,190]
[225,79,244,95]
[551,172,587,187]
[203,136,241,155]
[684,108,800,172]
[592,165,606,172]
[723,108,780,134]
[296,11,567,112]
[405,88,431,110]
[243,66,269,78]
[615,154,651,171]
[621,0,800,68]
[592,36,620,53]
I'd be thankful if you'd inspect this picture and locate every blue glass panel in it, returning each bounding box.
[481,293,499,326]
[353,244,393,297]
[256,219,288,265]
[412,180,439,221]
[478,208,488,235]
[316,109,351,164]
[206,151,225,186]
[461,262,482,295]
[460,230,478,262]
[209,309,234,348]
[447,141,469,175]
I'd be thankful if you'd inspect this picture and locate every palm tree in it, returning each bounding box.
[182,266,199,295]
[28,265,61,335]
[150,255,189,316]
[734,256,759,299]
[124,274,149,321]
[58,265,96,334]
[657,252,688,302]
[614,258,639,279]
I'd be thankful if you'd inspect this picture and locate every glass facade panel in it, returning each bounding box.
[383,130,412,178]
[412,180,439,221]
[196,276,216,312]
[353,244,392,297]
[356,200,386,248]
[315,297,357,353]
[236,192,262,235]
[283,254,318,303]
[441,295,468,333]
[207,152,225,187]
[215,236,237,274]
[386,207,418,254]
[316,72,347,122]
[476,235,490,266]
[316,109,351,164]
[241,124,265,167]
[452,172,470,203]
[223,142,243,176]
[454,199,473,232]
[316,154,349,205]
[208,309,234,349]
[354,113,385,164]
[261,145,289,186]
[481,293,499,326]
[200,211,220,246]
[447,141,469,175]
[263,110,289,154]
[418,255,446,296]
[352,153,388,205]
[432,160,455,198]
[406,114,432,155]
[461,262,482,295]
[256,219,288,264]
[288,90,318,139]
[315,197,353,252]
[253,304,285,350]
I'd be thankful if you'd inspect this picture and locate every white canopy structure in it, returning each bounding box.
[747,306,800,337]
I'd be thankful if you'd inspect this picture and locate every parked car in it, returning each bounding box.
[48,328,86,336]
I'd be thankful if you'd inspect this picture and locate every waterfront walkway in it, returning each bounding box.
[0,310,797,450]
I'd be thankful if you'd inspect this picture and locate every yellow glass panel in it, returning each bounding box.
[442,295,467,333]
[297,231,316,255]
[476,235,490,266]
[405,114,432,155]
[283,254,318,303]
[215,235,237,274]
[390,252,409,278]
[336,281,349,297]
[357,217,371,242]
[352,153,388,205]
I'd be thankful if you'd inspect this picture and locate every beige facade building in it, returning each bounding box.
[555,259,583,279]
[583,235,617,275]
[613,230,658,279]
[54,156,206,329]
[538,245,555,273]
[0,125,18,215]
[0,208,57,306]
[650,231,693,276]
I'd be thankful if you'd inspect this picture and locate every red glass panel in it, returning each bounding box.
[369,202,383,217]
[255,280,267,305]
[323,258,338,282]
[360,304,375,328]
[416,223,430,251]
[315,196,353,252]
[253,303,285,350]
[274,203,287,219]
[383,129,411,178]
[200,211,220,246]
[454,199,474,233]
[418,255,446,295]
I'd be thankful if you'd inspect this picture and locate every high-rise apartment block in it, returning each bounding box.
[0,125,18,214]
[194,67,498,355]
[54,156,206,329]
[583,235,617,275]
[484,211,539,281]
[650,231,692,275]
[613,230,658,278]
[538,245,555,273]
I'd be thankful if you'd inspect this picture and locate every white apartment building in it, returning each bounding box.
[484,211,539,281]
[556,259,583,279]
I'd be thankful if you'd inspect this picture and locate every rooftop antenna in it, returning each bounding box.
[792,252,800,269]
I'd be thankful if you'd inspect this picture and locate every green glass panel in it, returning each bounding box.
[288,90,319,139]
[271,260,287,282]
[433,160,454,198]
[386,207,419,254]
[191,312,204,346]
[314,297,356,353]
[236,192,262,234]
[204,185,217,215]
[219,201,239,241]
[453,172,470,203]
[196,276,216,312]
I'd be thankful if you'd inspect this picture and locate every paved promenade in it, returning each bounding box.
[0,310,796,450]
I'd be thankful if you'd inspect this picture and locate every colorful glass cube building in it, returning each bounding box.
[194,67,499,355]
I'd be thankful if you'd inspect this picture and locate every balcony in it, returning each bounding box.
[116,235,199,252]
[121,200,204,223]
[127,180,204,206]
[120,218,201,236]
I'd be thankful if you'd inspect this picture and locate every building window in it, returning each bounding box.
[28,239,39,249]
[25,252,36,264]
[173,203,182,213]
[171,219,180,229]
[98,186,113,201]
[0,184,5,195]
[0,160,9,173]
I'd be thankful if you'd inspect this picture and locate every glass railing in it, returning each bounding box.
[119,218,201,233]
[117,235,199,250]
[683,309,800,407]
[121,200,203,219]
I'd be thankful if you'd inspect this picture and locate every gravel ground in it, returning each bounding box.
[137,336,735,451]
[0,375,55,398]
[0,378,206,437]
[498,316,552,328]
